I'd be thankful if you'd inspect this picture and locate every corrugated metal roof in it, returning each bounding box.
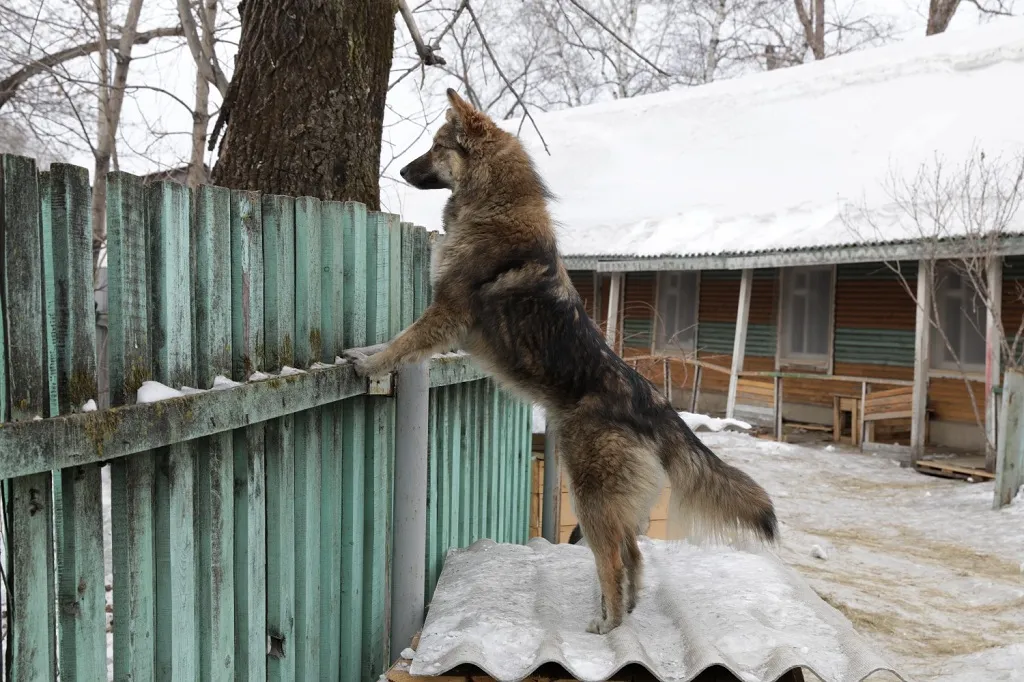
[410,538,908,682]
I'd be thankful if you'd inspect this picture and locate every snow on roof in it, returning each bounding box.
[386,19,1024,261]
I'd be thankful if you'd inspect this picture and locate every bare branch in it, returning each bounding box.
[465,0,550,155]
[0,25,184,110]
[561,0,671,77]
[398,0,447,66]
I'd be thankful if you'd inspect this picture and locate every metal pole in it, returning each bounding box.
[541,419,559,543]
[390,361,430,656]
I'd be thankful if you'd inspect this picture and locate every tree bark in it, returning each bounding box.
[927,0,962,35]
[794,0,826,60]
[212,0,396,208]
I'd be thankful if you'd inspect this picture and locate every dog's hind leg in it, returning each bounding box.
[621,534,642,614]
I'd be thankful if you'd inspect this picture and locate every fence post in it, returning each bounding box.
[541,420,559,543]
[993,369,1024,510]
[390,360,431,655]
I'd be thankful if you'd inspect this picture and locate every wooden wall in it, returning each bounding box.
[564,258,1024,437]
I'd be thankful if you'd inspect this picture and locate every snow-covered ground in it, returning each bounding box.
[705,431,1024,682]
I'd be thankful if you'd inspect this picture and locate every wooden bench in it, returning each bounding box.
[862,386,925,444]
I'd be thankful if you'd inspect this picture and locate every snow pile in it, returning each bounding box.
[678,411,751,432]
[212,375,242,390]
[80,399,97,413]
[387,19,1024,259]
[136,381,185,404]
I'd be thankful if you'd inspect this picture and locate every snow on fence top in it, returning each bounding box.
[390,19,1024,261]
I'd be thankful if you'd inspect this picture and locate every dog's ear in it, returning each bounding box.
[445,88,488,145]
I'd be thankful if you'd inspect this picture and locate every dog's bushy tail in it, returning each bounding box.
[661,421,778,547]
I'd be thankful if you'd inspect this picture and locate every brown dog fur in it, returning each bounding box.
[344,89,778,634]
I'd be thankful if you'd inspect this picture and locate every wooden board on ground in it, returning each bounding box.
[386,634,806,682]
[914,456,994,481]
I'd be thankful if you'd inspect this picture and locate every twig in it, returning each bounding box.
[465,0,550,155]
[561,0,671,77]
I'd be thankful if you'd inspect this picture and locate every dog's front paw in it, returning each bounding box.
[342,349,390,378]
[586,616,618,635]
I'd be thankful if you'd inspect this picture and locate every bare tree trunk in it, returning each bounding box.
[93,0,111,271]
[704,0,729,82]
[187,0,218,188]
[212,0,396,207]
[794,0,826,60]
[927,0,962,35]
[91,0,146,272]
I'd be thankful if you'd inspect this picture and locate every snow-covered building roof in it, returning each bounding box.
[388,19,1024,269]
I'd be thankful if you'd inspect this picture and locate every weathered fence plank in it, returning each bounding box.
[294,196,323,680]
[107,170,158,682]
[262,193,297,682]
[340,201,368,682]
[319,200,346,678]
[2,154,58,682]
[193,184,235,682]
[0,160,538,682]
[45,163,106,681]
[994,370,1024,509]
[230,189,268,682]
[147,180,198,681]
[363,212,395,678]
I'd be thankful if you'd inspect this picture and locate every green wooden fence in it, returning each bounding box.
[0,155,532,681]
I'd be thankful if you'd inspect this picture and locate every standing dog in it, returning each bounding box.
[345,89,778,634]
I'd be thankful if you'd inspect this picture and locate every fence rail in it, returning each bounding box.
[0,155,532,681]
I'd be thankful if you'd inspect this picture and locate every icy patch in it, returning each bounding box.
[180,386,206,395]
[212,375,242,390]
[310,362,334,370]
[335,356,346,365]
[811,544,830,561]
[678,411,751,432]
[136,381,184,404]
[400,647,416,660]
[280,366,305,376]
[81,399,98,413]
[248,371,272,381]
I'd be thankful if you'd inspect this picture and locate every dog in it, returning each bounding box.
[344,88,778,634]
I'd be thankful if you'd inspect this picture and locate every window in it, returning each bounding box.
[655,271,698,351]
[780,266,833,365]
[931,268,986,371]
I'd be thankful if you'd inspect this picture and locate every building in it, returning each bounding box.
[394,19,1024,461]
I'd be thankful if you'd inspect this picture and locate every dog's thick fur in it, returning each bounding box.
[345,89,778,634]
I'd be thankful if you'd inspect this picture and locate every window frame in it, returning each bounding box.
[930,264,987,373]
[776,265,836,372]
[652,270,700,354]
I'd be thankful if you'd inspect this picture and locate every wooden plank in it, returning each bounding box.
[192,184,235,682]
[2,154,57,681]
[107,170,158,682]
[45,163,107,680]
[726,268,753,418]
[994,370,1024,508]
[363,212,396,677]
[230,189,267,682]
[384,216,404,656]
[294,196,323,680]
[985,256,1003,467]
[319,200,345,678]
[341,201,369,682]
[426,387,441,596]
[439,387,453,556]
[450,385,464,548]
[911,260,932,454]
[866,386,914,400]
[916,460,995,481]
[0,361,371,480]
[463,381,478,545]
[147,180,198,681]
[262,194,297,682]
